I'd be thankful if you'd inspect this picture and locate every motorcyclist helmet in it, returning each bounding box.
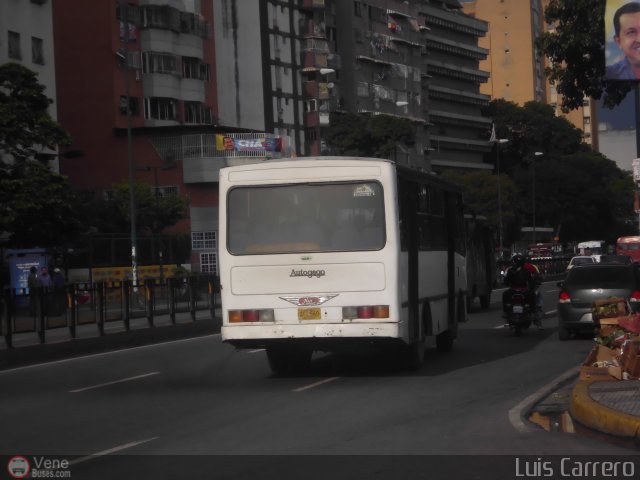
[511,253,525,267]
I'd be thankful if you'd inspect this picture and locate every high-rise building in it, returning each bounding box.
[214,0,491,171]
[419,0,493,172]
[462,0,598,149]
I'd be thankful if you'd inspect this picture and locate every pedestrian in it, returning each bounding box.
[52,268,67,315]
[38,267,52,288]
[27,266,39,316]
[52,268,65,288]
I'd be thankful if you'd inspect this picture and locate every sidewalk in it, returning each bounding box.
[0,311,220,370]
[570,378,640,442]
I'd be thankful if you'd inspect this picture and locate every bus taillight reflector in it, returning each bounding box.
[343,305,390,319]
[228,309,275,323]
[373,305,389,318]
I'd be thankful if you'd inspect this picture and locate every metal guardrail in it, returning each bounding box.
[1,275,220,349]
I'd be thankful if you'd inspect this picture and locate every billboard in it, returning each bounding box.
[605,0,640,81]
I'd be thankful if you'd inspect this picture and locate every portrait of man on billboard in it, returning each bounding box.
[606,0,640,80]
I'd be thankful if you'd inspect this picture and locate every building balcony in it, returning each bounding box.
[301,18,326,38]
[422,5,488,36]
[424,34,489,60]
[303,81,335,101]
[428,84,490,106]
[426,59,489,83]
[429,134,493,153]
[429,110,492,129]
[300,0,325,11]
[302,52,341,73]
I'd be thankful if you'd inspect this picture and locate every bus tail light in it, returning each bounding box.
[228,309,275,323]
[342,305,389,319]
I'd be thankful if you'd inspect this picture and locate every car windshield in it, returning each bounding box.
[566,267,635,287]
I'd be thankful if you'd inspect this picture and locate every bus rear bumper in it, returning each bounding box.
[221,322,401,350]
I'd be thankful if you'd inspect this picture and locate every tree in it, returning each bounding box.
[326,112,415,157]
[0,162,83,247]
[0,62,70,164]
[110,180,189,236]
[467,100,636,246]
[0,62,78,247]
[442,170,518,237]
[535,0,632,111]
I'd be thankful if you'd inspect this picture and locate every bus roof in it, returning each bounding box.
[220,156,460,192]
[577,240,605,248]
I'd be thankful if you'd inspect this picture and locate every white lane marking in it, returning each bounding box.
[248,349,265,354]
[70,371,160,393]
[293,376,340,392]
[0,334,221,375]
[69,437,159,465]
[508,365,581,433]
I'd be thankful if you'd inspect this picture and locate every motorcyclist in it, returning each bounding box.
[523,255,544,328]
[502,254,539,328]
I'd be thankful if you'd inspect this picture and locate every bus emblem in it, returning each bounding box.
[279,295,337,306]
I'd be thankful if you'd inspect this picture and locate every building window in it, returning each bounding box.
[183,57,210,80]
[8,31,21,60]
[154,185,179,197]
[142,52,179,75]
[31,37,44,64]
[144,97,178,120]
[200,252,217,274]
[184,101,213,124]
[192,231,216,250]
[354,1,363,17]
[119,96,140,116]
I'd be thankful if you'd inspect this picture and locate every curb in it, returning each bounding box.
[569,380,640,439]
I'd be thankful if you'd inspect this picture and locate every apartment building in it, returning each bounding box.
[420,0,492,171]
[462,0,598,149]
[1,0,58,170]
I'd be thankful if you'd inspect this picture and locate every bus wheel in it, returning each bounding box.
[436,330,454,352]
[266,346,311,375]
[479,294,491,309]
[402,340,425,370]
[457,292,467,323]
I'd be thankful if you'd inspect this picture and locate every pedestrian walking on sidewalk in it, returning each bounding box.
[27,266,39,316]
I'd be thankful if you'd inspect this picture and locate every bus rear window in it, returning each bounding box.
[227,182,385,254]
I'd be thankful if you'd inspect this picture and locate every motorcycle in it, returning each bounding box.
[504,288,533,336]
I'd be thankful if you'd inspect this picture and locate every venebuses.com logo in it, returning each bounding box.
[7,456,30,479]
[7,455,71,478]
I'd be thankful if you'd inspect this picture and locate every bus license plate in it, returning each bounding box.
[513,305,524,314]
[298,308,321,321]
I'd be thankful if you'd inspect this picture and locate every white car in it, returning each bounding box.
[566,255,596,271]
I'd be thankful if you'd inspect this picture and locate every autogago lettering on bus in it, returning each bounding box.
[290,269,325,278]
[515,457,635,477]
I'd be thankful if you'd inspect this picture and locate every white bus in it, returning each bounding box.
[218,157,468,373]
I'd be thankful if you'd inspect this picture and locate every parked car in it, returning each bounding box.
[566,255,596,271]
[599,254,632,265]
[557,264,640,340]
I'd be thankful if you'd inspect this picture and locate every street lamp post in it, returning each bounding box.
[315,68,335,155]
[119,0,137,288]
[495,138,509,259]
[137,164,176,281]
[532,151,543,243]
